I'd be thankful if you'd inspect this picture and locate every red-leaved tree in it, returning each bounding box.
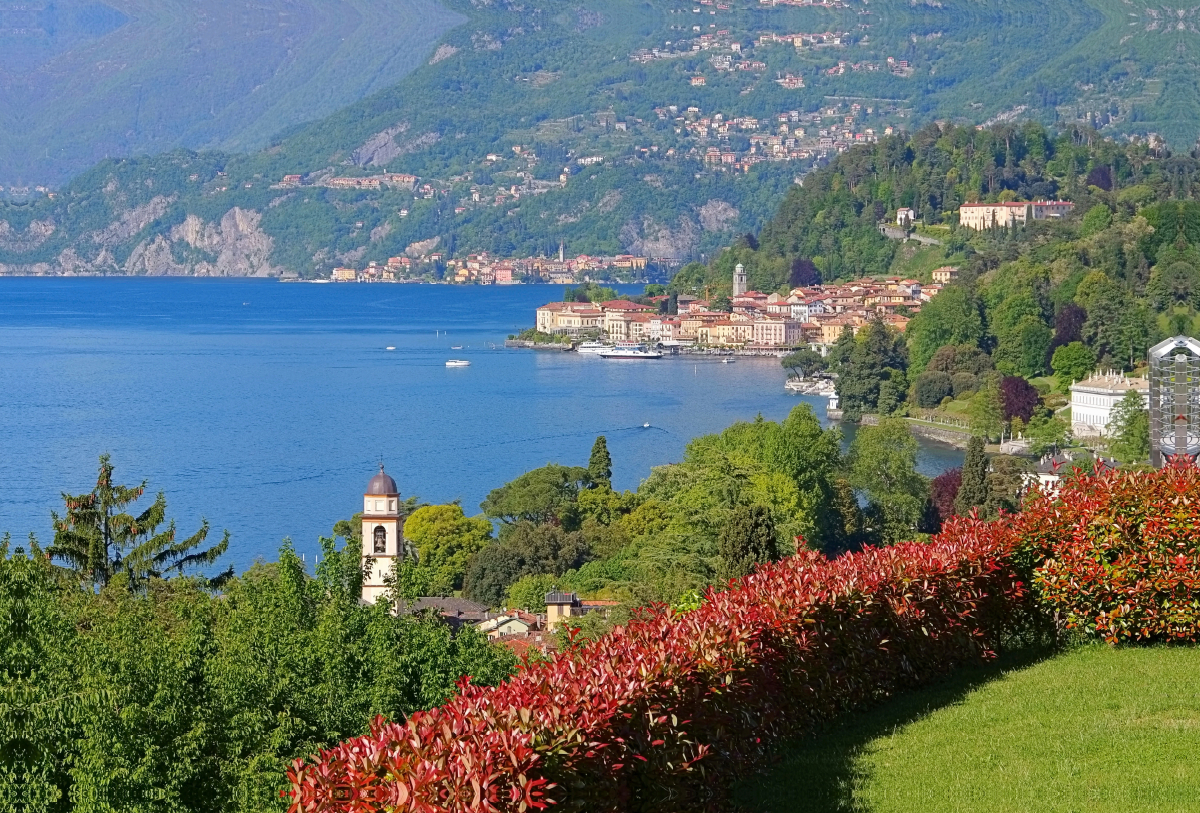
[999,376,1039,423]
[930,467,963,528]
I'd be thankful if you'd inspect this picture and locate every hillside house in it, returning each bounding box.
[958,201,1074,230]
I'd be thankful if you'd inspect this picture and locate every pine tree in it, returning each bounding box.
[718,505,779,581]
[955,436,991,517]
[48,454,231,590]
[588,435,613,487]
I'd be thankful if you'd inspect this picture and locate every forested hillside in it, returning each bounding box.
[680,120,1200,295]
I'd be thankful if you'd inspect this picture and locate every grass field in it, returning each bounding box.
[734,646,1200,813]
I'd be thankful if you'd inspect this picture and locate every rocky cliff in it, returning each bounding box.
[0,207,278,277]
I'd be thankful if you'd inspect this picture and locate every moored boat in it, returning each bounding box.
[445,359,471,367]
[599,342,663,359]
[576,341,614,354]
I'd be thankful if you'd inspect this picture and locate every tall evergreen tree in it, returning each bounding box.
[955,436,992,517]
[718,505,778,581]
[1108,389,1151,463]
[588,435,613,487]
[48,454,231,590]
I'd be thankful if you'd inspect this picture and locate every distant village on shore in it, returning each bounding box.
[534,263,950,350]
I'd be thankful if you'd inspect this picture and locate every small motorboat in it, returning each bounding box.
[445,359,471,367]
[721,358,735,364]
[643,422,651,428]
[451,345,463,350]
[386,346,396,351]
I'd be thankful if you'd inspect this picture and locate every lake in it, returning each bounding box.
[0,278,963,572]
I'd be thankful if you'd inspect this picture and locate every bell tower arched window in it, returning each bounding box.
[373,525,387,554]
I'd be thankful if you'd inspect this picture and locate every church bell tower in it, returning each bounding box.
[360,464,404,604]
[733,263,747,297]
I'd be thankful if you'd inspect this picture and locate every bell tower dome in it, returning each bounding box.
[360,464,404,604]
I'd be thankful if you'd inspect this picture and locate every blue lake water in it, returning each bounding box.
[0,278,963,573]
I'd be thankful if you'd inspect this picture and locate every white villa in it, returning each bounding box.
[958,201,1074,231]
[1069,370,1149,437]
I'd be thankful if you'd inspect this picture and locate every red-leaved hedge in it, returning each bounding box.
[1018,461,1200,643]
[286,523,1028,812]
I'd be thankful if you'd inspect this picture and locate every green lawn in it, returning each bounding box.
[734,646,1200,813]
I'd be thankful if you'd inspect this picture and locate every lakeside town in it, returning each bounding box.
[533,263,940,350]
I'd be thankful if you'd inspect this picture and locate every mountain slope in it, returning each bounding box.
[0,0,463,186]
[5,0,1200,278]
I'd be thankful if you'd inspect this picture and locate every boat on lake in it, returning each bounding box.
[445,359,471,367]
[599,342,663,359]
[576,341,613,354]
[785,377,835,395]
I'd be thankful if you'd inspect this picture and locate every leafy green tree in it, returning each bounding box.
[402,505,493,593]
[847,420,929,545]
[1026,414,1071,456]
[588,436,613,487]
[48,454,230,590]
[836,319,907,421]
[1074,272,1127,360]
[576,485,637,527]
[462,544,525,607]
[2,526,517,813]
[506,573,559,612]
[912,371,953,408]
[985,455,1031,516]
[717,505,779,581]
[1108,389,1151,463]
[1079,204,1112,237]
[993,315,1052,377]
[955,436,991,517]
[781,348,826,378]
[905,286,985,374]
[481,464,589,527]
[462,522,591,606]
[828,325,857,369]
[969,377,1005,440]
[0,539,76,813]
[1051,341,1096,387]
[828,477,864,553]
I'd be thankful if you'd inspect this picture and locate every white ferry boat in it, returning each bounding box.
[576,341,613,354]
[599,342,663,359]
[445,359,471,367]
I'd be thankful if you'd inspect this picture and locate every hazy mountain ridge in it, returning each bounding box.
[0,0,464,186]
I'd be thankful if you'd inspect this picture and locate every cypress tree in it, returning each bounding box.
[718,505,779,580]
[588,435,612,487]
[955,436,991,517]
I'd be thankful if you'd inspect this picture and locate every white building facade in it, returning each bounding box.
[958,201,1075,231]
[1069,371,1149,437]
